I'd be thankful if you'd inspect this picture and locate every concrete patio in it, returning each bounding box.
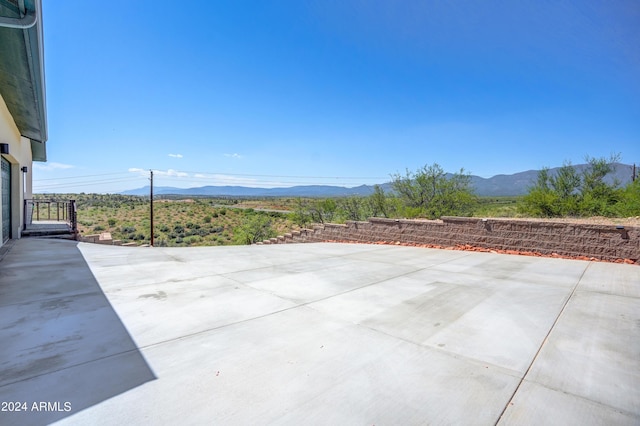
[0,238,638,425]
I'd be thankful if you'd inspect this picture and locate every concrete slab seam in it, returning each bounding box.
[520,379,640,421]
[87,247,478,354]
[136,266,429,352]
[217,249,467,302]
[81,251,358,291]
[350,320,523,379]
[0,290,99,309]
[574,288,640,300]
[495,262,592,425]
[341,247,474,267]
[0,346,155,389]
[100,274,231,291]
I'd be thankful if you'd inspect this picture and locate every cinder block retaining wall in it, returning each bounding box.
[79,233,137,246]
[261,217,639,262]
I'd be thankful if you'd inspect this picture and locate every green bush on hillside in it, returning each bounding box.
[611,178,640,217]
[233,214,276,245]
[519,155,637,217]
[391,163,477,219]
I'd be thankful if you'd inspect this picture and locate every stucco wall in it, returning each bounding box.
[0,92,33,244]
[264,217,639,263]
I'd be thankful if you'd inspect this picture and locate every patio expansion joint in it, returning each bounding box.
[138,265,433,352]
[518,377,640,421]
[341,247,474,267]
[215,248,464,303]
[132,251,481,353]
[571,287,640,300]
[343,319,523,380]
[0,346,152,390]
[104,253,351,293]
[494,262,592,425]
[100,274,228,292]
[0,290,100,310]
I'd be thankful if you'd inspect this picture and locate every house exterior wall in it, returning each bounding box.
[0,92,32,245]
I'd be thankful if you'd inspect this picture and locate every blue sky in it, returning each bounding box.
[34,0,640,193]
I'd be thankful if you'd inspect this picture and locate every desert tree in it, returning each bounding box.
[233,214,276,245]
[391,163,476,219]
[521,154,624,217]
[338,196,368,221]
[368,184,390,218]
[309,198,338,223]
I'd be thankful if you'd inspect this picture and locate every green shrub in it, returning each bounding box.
[400,206,423,219]
[520,155,627,217]
[391,163,477,219]
[337,197,369,221]
[183,235,202,244]
[233,215,275,245]
[197,228,210,236]
[612,179,640,217]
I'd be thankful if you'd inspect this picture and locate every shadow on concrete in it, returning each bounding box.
[0,239,156,426]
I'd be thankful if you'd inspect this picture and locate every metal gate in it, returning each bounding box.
[1,157,10,243]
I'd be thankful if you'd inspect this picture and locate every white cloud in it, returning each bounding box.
[33,162,75,171]
[206,173,256,184]
[128,169,289,188]
[157,169,189,178]
[168,153,183,158]
[128,167,147,177]
[224,153,243,159]
[128,168,189,178]
[189,173,288,188]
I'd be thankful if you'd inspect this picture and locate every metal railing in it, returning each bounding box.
[24,199,77,234]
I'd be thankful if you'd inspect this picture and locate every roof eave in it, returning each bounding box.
[0,0,48,159]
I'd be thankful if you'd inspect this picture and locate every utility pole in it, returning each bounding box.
[150,170,154,247]
[633,163,637,182]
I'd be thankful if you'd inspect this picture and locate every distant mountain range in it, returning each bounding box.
[122,184,383,198]
[121,163,636,198]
